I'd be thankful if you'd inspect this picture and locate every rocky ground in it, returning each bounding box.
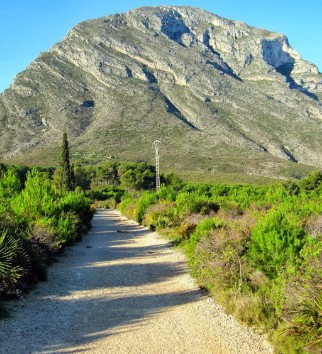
[0,209,273,353]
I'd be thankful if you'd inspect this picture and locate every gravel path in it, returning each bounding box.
[0,208,273,354]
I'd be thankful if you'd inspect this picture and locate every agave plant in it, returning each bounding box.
[281,289,322,352]
[0,231,27,295]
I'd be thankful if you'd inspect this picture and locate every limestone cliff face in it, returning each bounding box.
[0,6,322,179]
[126,7,322,90]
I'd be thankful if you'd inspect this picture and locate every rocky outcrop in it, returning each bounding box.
[0,6,322,180]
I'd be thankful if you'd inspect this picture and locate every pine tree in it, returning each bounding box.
[60,132,74,192]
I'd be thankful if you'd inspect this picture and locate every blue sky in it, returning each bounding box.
[1,0,321,92]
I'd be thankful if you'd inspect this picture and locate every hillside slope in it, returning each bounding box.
[1,6,322,180]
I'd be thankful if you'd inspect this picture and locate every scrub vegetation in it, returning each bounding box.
[1,157,321,353]
[0,166,93,300]
[115,167,322,353]
[0,133,94,311]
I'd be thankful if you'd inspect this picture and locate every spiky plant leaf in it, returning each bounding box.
[0,232,28,293]
[279,289,322,351]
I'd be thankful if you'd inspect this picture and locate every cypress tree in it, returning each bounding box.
[60,132,74,192]
[70,163,76,191]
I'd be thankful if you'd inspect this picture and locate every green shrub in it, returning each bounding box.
[299,171,322,193]
[0,168,21,200]
[0,210,27,236]
[0,166,94,299]
[30,217,60,253]
[59,191,93,230]
[246,208,307,279]
[143,201,179,229]
[119,195,134,214]
[57,213,80,244]
[188,217,224,252]
[176,192,219,216]
[11,169,56,220]
[117,194,139,220]
[136,191,158,223]
[157,185,177,202]
[89,185,124,205]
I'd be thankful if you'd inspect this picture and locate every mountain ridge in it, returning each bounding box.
[1,6,322,181]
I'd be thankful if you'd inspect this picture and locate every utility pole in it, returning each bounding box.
[153,140,161,192]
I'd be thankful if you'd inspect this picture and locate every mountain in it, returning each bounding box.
[1,6,322,182]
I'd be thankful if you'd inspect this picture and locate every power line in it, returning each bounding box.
[152,140,161,192]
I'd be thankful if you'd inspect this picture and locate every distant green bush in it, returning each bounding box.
[136,191,158,223]
[176,191,219,215]
[188,217,224,252]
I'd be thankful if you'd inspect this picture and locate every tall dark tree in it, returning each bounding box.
[60,132,75,192]
[70,163,76,190]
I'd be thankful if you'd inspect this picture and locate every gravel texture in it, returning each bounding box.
[0,208,273,354]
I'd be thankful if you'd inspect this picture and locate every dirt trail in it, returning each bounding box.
[0,209,273,354]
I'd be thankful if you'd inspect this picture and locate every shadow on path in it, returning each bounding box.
[41,289,201,353]
[0,209,201,353]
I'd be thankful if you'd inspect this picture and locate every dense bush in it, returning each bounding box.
[247,207,307,279]
[89,185,125,208]
[136,192,158,223]
[0,167,93,300]
[176,192,219,215]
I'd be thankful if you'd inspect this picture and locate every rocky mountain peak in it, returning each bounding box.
[124,6,320,87]
[1,6,322,181]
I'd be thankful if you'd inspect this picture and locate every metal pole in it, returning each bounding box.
[153,140,161,192]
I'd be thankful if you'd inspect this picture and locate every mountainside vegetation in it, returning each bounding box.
[1,6,322,181]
